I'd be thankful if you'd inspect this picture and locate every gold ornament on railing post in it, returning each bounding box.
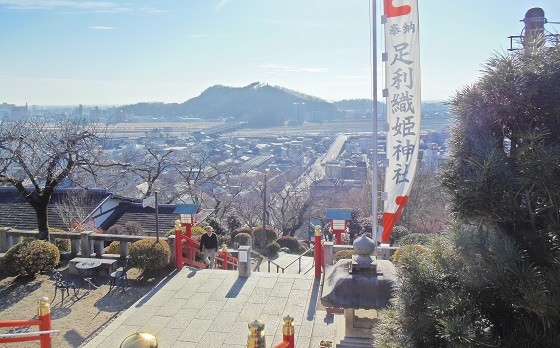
[247,319,266,348]
[315,227,322,237]
[37,297,50,317]
[282,315,294,347]
[120,332,158,348]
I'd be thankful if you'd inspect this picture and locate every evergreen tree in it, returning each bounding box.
[379,46,560,347]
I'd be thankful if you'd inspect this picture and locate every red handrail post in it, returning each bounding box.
[283,315,294,348]
[314,227,322,279]
[184,222,192,261]
[38,297,51,348]
[321,240,325,271]
[222,250,228,270]
[334,229,342,245]
[174,222,183,271]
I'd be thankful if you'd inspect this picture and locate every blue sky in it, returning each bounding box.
[1,0,559,105]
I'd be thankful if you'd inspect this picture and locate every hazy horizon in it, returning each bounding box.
[1,0,558,105]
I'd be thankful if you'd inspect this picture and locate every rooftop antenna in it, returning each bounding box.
[508,7,560,50]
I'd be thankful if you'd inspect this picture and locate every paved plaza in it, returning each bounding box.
[84,267,339,347]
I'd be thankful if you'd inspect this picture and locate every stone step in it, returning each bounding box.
[336,337,374,348]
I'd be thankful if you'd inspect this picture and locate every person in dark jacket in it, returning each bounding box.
[199,226,218,269]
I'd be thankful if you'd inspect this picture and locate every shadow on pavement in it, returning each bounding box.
[225,277,248,298]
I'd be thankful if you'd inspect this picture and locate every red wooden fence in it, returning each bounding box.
[0,297,56,348]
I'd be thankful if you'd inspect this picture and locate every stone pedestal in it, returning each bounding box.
[238,245,251,277]
[344,308,378,338]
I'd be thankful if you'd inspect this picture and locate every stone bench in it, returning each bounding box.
[69,257,117,276]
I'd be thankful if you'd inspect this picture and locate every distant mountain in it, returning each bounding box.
[118,82,341,127]
[333,99,383,112]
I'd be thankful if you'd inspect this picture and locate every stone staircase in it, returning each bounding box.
[336,337,375,347]
[252,251,315,275]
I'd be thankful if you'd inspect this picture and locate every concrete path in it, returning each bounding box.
[84,267,338,348]
[259,253,315,275]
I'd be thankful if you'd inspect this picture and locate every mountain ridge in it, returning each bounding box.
[117,82,341,126]
[116,82,449,127]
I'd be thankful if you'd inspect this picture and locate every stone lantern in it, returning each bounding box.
[320,234,398,345]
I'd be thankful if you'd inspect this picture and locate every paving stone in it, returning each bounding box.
[178,318,213,342]
[153,327,184,347]
[95,324,141,347]
[139,315,173,335]
[171,340,197,348]
[210,310,241,332]
[84,269,347,348]
[155,298,187,317]
[194,300,226,320]
[167,307,199,329]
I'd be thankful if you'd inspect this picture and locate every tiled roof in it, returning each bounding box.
[0,187,111,231]
[98,203,178,233]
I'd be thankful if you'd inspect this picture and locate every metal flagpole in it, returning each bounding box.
[155,191,159,242]
[371,0,379,243]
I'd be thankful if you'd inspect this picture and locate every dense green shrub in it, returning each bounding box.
[266,241,281,256]
[191,226,206,239]
[47,227,71,253]
[276,236,304,254]
[55,238,71,253]
[231,227,252,243]
[253,226,277,249]
[129,239,170,271]
[106,241,121,254]
[333,249,353,262]
[396,233,433,246]
[391,244,430,264]
[3,240,60,277]
[234,232,251,246]
[390,225,411,245]
[107,221,143,236]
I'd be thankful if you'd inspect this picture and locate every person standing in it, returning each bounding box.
[199,226,218,269]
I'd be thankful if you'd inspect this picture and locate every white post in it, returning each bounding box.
[371,0,379,244]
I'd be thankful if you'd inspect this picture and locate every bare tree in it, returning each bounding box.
[104,143,231,205]
[268,172,328,237]
[398,164,450,234]
[232,175,264,227]
[0,118,106,240]
[53,190,96,231]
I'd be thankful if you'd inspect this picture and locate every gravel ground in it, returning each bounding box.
[0,261,173,348]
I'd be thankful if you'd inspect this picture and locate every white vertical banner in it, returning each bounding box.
[382,0,421,243]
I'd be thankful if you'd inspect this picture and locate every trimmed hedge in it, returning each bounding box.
[396,233,433,246]
[253,226,277,249]
[191,226,206,239]
[3,240,60,277]
[234,233,251,246]
[333,250,354,262]
[276,236,304,254]
[129,239,170,271]
[231,227,252,244]
[55,238,71,253]
[267,241,281,256]
[106,241,121,254]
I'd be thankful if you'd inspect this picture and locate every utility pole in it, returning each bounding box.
[262,172,267,248]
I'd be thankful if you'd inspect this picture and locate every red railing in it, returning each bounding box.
[182,236,207,269]
[215,249,238,270]
[0,297,56,348]
[177,233,238,270]
[314,227,325,278]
